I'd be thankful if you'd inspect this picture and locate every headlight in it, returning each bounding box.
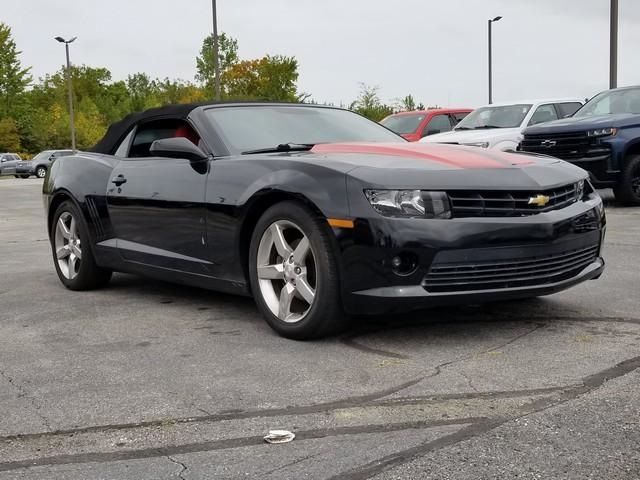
[586,127,617,137]
[365,190,452,219]
[575,179,585,201]
[460,142,490,148]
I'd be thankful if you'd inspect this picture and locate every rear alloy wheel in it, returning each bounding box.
[51,200,112,290]
[249,202,347,339]
[36,166,47,178]
[613,155,640,206]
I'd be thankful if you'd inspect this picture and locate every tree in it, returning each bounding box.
[222,55,300,102]
[0,117,21,151]
[350,83,393,121]
[401,94,416,111]
[0,23,32,119]
[127,73,160,111]
[195,33,239,94]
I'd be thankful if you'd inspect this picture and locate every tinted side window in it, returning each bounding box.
[424,115,453,136]
[556,102,582,118]
[528,104,558,126]
[128,120,200,158]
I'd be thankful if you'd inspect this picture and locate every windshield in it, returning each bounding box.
[31,151,51,162]
[380,114,425,134]
[455,104,532,130]
[204,105,404,154]
[574,88,640,117]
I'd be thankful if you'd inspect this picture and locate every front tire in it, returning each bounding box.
[248,201,347,339]
[36,166,47,178]
[613,155,640,205]
[51,200,112,290]
[20,174,30,179]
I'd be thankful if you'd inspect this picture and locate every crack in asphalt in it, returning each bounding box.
[0,377,424,443]
[0,418,482,472]
[259,452,320,477]
[0,369,51,432]
[166,455,188,480]
[326,354,640,479]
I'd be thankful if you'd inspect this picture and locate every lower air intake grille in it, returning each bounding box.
[424,244,599,293]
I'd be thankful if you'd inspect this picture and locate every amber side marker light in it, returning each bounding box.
[327,218,355,229]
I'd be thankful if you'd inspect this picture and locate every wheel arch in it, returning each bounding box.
[47,189,83,238]
[237,190,327,289]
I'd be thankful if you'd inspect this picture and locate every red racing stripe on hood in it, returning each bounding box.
[311,142,534,169]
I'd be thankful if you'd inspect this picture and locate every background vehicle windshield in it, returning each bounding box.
[380,114,425,134]
[205,105,404,154]
[455,104,532,130]
[30,151,51,162]
[574,88,640,117]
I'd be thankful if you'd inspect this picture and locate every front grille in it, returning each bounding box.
[448,183,579,218]
[424,244,599,293]
[520,132,610,161]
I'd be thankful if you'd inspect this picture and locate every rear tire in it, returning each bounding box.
[613,155,640,205]
[20,175,30,179]
[248,201,348,339]
[36,166,47,178]
[51,200,112,291]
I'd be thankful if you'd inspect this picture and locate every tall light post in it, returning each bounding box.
[55,36,77,150]
[488,16,502,104]
[610,0,618,89]
[211,0,221,100]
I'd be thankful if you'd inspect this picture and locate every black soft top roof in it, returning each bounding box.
[90,102,209,154]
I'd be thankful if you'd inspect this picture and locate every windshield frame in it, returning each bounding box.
[202,104,406,156]
[454,104,533,130]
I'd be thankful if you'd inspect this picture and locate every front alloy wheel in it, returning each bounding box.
[249,201,347,339]
[256,220,317,323]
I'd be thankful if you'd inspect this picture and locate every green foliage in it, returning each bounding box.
[222,55,300,102]
[195,33,239,95]
[350,83,394,121]
[0,117,21,151]
[0,22,32,119]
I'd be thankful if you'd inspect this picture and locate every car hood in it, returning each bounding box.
[421,128,522,145]
[296,142,586,190]
[525,113,640,134]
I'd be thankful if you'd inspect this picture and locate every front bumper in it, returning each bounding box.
[337,195,605,315]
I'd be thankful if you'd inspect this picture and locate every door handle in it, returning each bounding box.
[111,174,127,186]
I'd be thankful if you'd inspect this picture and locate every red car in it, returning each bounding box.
[380,108,473,142]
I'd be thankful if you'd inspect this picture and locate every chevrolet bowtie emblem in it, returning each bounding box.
[528,194,550,207]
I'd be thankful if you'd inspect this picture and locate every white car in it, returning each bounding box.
[420,99,584,151]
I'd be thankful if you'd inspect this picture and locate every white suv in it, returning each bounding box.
[420,99,584,151]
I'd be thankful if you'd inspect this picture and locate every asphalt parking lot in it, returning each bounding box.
[0,178,639,479]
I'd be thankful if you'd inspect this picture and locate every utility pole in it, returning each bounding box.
[55,36,77,150]
[610,0,618,89]
[212,0,221,100]
[488,16,502,104]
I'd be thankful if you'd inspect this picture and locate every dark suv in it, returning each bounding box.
[520,86,640,205]
[17,150,74,178]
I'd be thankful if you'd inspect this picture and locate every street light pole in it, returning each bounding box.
[55,36,77,150]
[212,0,221,100]
[610,0,618,89]
[488,16,502,104]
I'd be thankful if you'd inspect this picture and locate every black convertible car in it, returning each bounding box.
[43,102,606,339]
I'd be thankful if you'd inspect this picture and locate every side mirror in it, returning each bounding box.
[150,137,208,161]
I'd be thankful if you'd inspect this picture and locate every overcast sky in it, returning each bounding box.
[4,0,640,108]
